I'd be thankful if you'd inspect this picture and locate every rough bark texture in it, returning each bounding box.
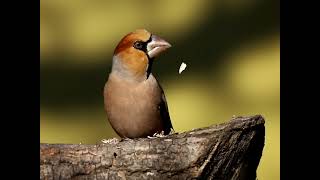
[40,115,265,180]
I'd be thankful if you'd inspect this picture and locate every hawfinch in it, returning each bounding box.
[104,29,173,138]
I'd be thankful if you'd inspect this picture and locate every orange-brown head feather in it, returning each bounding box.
[113,29,151,78]
[114,29,151,55]
[112,29,171,81]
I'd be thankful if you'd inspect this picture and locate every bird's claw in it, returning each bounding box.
[152,131,166,138]
[147,130,176,139]
[101,138,119,144]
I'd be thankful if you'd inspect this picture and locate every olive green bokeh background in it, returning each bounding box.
[40,0,279,179]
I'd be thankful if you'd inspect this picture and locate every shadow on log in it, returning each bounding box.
[40,115,265,180]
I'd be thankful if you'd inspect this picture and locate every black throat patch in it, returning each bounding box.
[145,35,153,79]
[146,57,154,79]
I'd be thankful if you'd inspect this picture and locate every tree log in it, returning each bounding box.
[40,115,265,180]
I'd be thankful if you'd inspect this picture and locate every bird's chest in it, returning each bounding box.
[104,78,161,120]
[103,74,165,138]
[118,88,157,112]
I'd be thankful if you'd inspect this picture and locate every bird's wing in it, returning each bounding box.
[158,85,174,135]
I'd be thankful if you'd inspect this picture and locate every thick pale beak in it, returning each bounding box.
[147,34,171,59]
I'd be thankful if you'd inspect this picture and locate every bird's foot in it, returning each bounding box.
[150,131,166,138]
[147,130,176,138]
[147,131,164,139]
[101,138,119,144]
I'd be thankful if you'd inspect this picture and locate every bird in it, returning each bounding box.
[103,29,173,138]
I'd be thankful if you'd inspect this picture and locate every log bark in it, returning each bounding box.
[40,115,265,180]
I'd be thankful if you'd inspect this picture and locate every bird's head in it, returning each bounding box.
[112,29,171,81]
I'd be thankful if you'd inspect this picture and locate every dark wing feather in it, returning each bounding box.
[158,85,173,135]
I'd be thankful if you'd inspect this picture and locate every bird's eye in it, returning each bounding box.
[133,41,144,50]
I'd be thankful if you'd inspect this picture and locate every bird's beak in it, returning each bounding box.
[147,34,171,59]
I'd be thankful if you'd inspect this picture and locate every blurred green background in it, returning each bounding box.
[40,0,279,179]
